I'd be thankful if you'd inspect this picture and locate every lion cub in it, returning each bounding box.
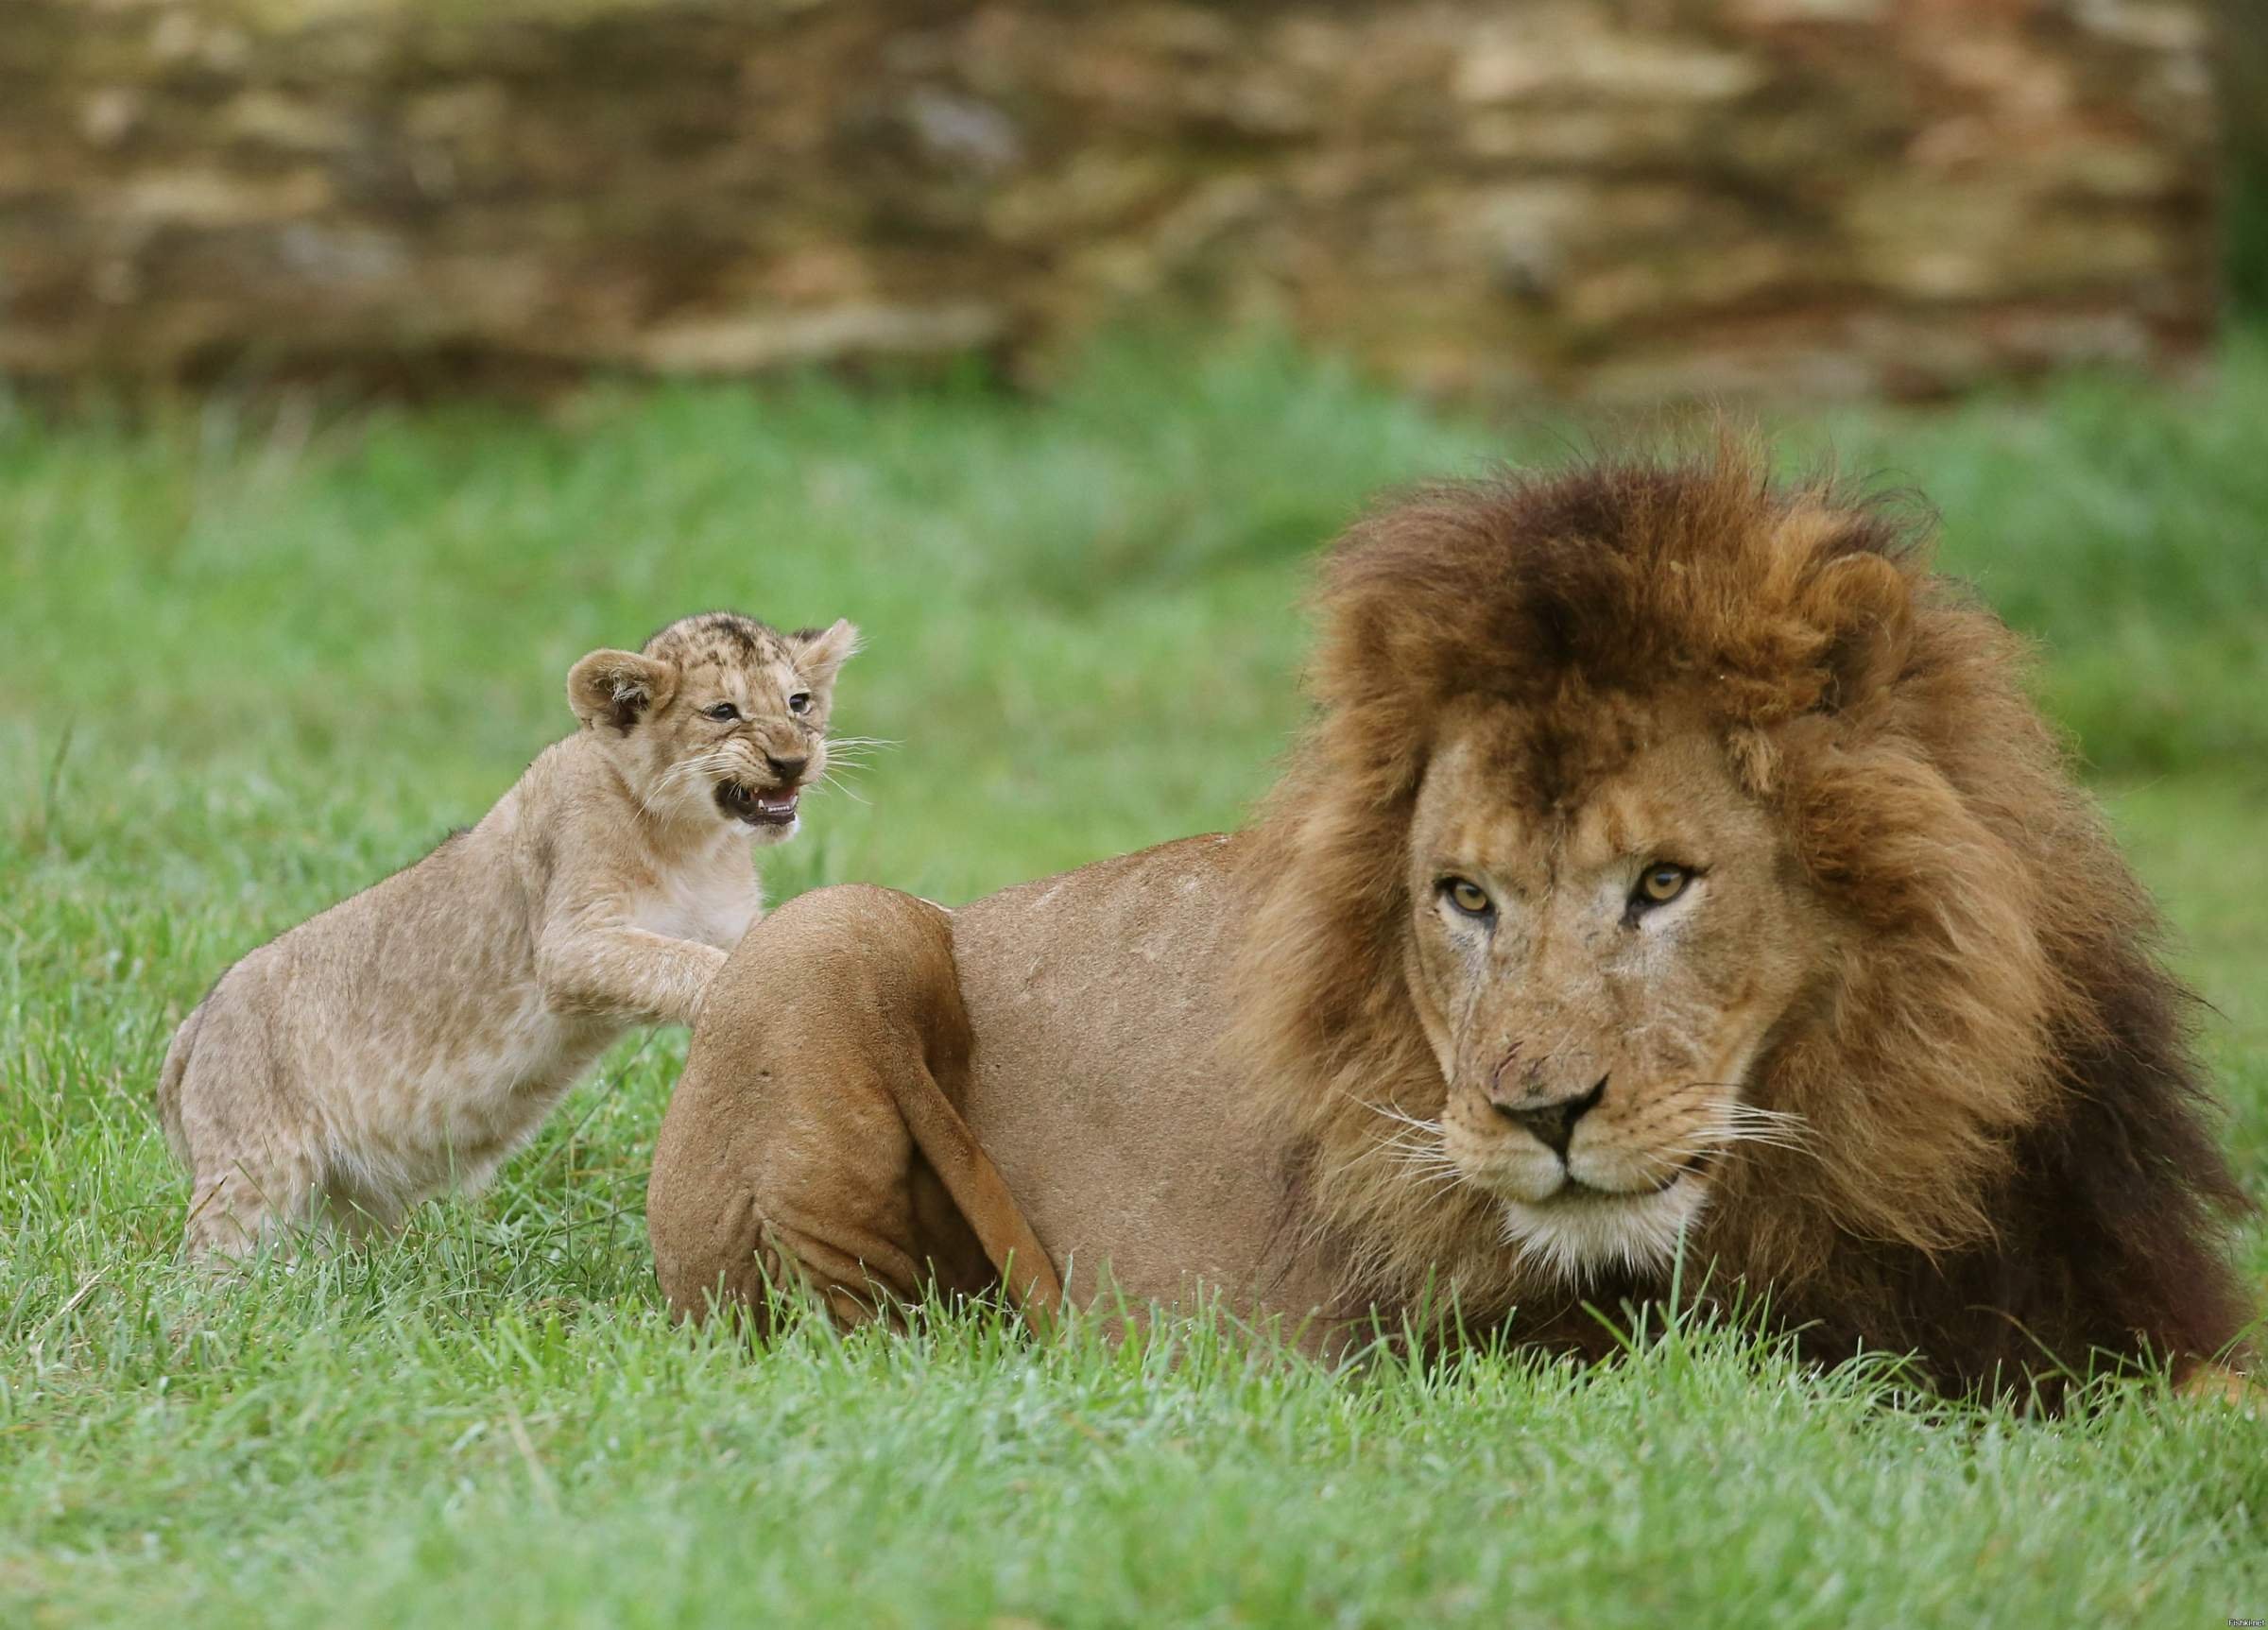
[157,610,858,1260]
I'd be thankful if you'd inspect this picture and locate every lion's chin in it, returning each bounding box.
[1495,1175,1708,1282]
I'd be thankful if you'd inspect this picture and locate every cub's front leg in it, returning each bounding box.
[535,914,730,1028]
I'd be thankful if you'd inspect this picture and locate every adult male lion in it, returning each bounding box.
[648,450,2255,1399]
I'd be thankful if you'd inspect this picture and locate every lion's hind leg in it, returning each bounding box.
[648,884,1057,1335]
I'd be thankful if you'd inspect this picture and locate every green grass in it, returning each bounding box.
[3,335,2265,1627]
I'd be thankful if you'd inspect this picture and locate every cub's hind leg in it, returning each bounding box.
[319,1158,418,1243]
[166,994,328,1261]
[185,1157,325,1261]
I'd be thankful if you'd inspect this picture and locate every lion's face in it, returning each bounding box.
[1231,455,2248,1387]
[1402,699,1830,1277]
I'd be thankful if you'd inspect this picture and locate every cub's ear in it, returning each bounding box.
[789,618,861,691]
[567,648,679,733]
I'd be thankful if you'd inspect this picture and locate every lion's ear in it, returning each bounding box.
[789,618,861,692]
[1812,553,1914,715]
[567,648,678,733]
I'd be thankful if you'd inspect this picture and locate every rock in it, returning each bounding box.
[633,302,1009,373]
[0,0,2219,400]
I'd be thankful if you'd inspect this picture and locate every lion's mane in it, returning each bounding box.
[1231,446,2252,1395]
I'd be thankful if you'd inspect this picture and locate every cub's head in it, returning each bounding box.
[567,611,859,844]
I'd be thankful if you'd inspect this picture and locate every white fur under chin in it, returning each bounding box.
[744,813,800,846]
[1498,1179,1708,1282]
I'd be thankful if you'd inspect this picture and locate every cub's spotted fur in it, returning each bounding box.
[157,611,857,1259]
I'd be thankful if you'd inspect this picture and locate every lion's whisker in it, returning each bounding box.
[1350,1123,1452,1174]
[1342,1128,1433,1169]
[1347,1096,1444,1137]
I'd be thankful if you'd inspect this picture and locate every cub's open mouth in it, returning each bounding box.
[715,780,799,827]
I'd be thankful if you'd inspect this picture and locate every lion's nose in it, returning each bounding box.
[1494,1076,1607,1160]
[765,753,809,785]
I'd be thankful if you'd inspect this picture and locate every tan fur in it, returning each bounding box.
[159,611,857,1260]
[647,451,2250,1397]
[648,886,1061,1330]
[651,838,1349,1339]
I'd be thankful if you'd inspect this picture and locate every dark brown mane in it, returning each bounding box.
[1230,444,2254,1400]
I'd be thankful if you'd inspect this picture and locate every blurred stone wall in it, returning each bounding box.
[2221,0,2268,310]
[0,0,2220,400]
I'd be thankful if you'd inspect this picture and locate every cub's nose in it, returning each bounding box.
[764,753,809,785]
[1494,1076,1607,1161]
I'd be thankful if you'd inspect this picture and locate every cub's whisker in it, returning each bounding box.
[807,770,870,808]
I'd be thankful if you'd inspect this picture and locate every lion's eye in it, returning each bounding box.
[786,692,813,716]
[1635,864,1692,907]
[704,702,741,721]
[1440,878,1494,919]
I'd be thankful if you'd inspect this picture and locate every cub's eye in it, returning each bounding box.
[1439,878,1494,919]
[786,692,813,715]
[703,702,741,721]
[1634,863,1693,908]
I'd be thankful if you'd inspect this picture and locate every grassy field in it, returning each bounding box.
[4,335,2266,1627]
